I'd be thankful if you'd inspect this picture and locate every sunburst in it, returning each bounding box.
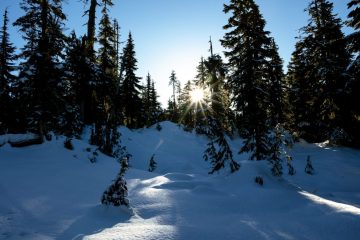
[190,87,205,103]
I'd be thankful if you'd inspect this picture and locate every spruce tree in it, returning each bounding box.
[83,0,98,61]
[346,0,360,146]
[60,31,84,138]
[194,57,207,87]
[148,154,157,172]
[288,0,351,143]
[347,1,360,54]
[142,73,153,127]
[120,32,143,128]
[221,0,272,160]
[101,166,129,207]
[178,80,195,129]
[168,70,180,122]
[201,40,239,174]
[150,81,162,123]
[204,42,231,132]
[14,0,67,139]
[0,9,17,133]
[203,117,240,174]
[266,38,285,127]
[80,0,102,125]
[95,0,120,155]
[142,73,161,127]
[193,57,210,134]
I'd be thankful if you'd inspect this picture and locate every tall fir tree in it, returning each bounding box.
[193,57,210,133]
[266,38,285,127]
[178,80,195,129]
[347,1,360,54]
[62,31,89,137]
[93,0,120,155]
[168,70,180,122]
[0,9,17,133]
[203,117,240,174]
[82,0,98,61]
[205,40,231,132]
[142,73,161,127]
[202,39,240,173]
[288,0,351,143]
[150,81,162,123]
[346,0,360,146]
[221,0,272,160]
[194,57,207,87]
[120,32,143,128]
[14,0,67,139]
[79,0,102,125]
[142,73,153,127]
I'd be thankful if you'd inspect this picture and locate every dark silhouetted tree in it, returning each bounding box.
[0,9,17,133]
[120,32,143,128]
[168,70,180,122]
[345,0,360,146]
[221,0,272,160]
[288,0,351,143]
[14,0,67,139]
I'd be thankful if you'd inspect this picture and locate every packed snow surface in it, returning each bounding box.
[0,121,360,239]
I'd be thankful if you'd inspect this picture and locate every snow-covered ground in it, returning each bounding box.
[0,121,359,240]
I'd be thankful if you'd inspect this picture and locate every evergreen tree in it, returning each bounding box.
[178,80,195,129]
[268,124,295,176]
[346,0,360,146]
[60,31,84,138]
[347,0,360,54]
[194,57,207,87]
[101,166,129,207]
[0,9,17,133]
[288,0,351,143]
[201,39,239,174]
[205,41,231,132]
[266,38,285,127]
[168,70,180,122]
[148,154,157,172]
[120,32,143,128]
[221,0,272,160]
[94,0,120,155]
[80,0,103,125]
[142,73,161,127]
[14,0,67,139]
[142,73,152,126]
[150,81,162,123]
[113,19,121,78]
[193,57,210,134]
[82,0,98,61]
[203,117,240,174]
[287,39,313,139]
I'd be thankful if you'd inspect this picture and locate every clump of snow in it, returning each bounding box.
[1,122,360,240]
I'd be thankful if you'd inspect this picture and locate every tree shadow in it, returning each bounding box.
[57,205,133,240]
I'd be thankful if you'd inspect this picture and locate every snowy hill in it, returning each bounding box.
[0,121,360,240]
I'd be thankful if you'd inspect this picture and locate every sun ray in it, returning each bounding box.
[190,87,205,103]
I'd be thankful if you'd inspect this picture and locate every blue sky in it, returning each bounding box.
[1,0,353,106]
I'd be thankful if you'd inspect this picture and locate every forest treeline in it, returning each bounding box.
[0,0,359,175]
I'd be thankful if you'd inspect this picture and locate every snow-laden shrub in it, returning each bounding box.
[305,155,315,175]
[101,173,129,207]
[148,154,157,172]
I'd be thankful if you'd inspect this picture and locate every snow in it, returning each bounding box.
[1,121,360,240]
[0,133,40,146]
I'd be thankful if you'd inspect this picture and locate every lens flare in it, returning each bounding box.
[190,88,204,103]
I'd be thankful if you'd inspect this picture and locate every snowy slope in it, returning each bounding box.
[0,121,360,240]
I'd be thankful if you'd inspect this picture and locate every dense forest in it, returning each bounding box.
[0,0,359,176]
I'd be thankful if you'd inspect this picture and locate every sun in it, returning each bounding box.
[190,87,205,103]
